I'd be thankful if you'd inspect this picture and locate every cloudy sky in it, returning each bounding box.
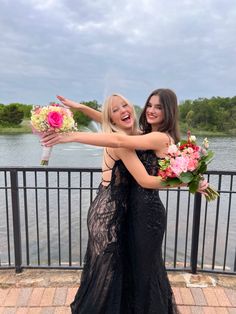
[0,0,235,107]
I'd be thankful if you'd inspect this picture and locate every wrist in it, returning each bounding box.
[156,176,163,188]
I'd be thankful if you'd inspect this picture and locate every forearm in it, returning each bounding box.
[70,132,160,150]
[41,131,121,147]
[138,175,164,189]
[72,132,121,147]
[57,95,102,123]
[115,148,167,189]
[78,105,102,123]
[41,131,163,152]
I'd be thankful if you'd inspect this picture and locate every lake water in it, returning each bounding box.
[0,134,236,170]
[0,134,236,270]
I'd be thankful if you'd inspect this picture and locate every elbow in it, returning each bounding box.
[112,134,123,148]
[116,134,127,148]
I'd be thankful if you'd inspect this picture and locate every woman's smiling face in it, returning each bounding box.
[110,96,135,131]
[145,95,164,130]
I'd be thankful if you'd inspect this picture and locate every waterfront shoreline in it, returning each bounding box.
[0,120,233,137]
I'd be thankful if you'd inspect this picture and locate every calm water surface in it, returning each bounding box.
[0,134,236,169]
[0,134,235,269]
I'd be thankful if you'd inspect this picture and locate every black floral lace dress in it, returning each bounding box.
[127,150,179,314]
[70,159,131,314]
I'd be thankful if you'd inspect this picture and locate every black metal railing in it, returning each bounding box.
[0,167,235,275]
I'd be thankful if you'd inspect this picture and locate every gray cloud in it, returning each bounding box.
[0,0,235,106]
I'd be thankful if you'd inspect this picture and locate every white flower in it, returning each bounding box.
[189,135,196,142]
[168,144,178,155]
[203,138,209,149]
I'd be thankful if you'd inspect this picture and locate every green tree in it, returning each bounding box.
[186,110,194,128]
[16,103,33,118]
[73,100,101,127]
[134,105,142,119]
[0,104,24,126]
[179,100,193,121]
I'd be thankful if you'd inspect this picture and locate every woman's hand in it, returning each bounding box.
[40,131,74,147]
[57,95,81,110]
[197,177,209,195]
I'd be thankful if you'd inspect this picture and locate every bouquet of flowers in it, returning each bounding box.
[158,131,219,201]
[31,103,77,165]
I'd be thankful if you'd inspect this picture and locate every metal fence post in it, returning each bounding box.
[10,170,22,273]
[190,192,202,274]
[234,248,236,272]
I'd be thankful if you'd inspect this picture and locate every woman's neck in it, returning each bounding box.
[125,126,138,135]
[151,125,159,132]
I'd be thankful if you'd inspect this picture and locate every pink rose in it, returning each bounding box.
[47,111,63,128]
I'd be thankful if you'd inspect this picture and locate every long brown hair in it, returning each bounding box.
[139,88,180,143]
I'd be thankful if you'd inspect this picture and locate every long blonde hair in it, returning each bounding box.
[102,94,138,134]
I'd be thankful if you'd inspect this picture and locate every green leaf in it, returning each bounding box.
[188,178,200,193]
[179,172,194,183]
[204,151,214,163]
[197,163,207,174]
[161,178,181,187]
[179,140,188,145]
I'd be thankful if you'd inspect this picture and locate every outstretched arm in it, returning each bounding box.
[116,148,164,189]
[41,130,170,153]
[57,95,102,123]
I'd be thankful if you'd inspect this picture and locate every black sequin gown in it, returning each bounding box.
[70,160,131,314]
[127,150,179,314]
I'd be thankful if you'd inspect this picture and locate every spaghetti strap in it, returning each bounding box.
[105,148,117,162]
[166,133,173,145]
[101,148,118,185]
[103,158,112,171]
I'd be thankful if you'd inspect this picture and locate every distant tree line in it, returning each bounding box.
[1,96,236,135]
[179,96,236,135]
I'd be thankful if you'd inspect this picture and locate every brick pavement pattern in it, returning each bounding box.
[0,271,235,313]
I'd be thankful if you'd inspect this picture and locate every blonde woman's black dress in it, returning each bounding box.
[70,159,131,314]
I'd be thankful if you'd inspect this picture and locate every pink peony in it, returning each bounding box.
[192,151,200,159]
[170,156,189,176]
[187,157,198,171]
[47,111,63,128]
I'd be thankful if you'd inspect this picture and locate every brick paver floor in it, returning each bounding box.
[0,270,235,313]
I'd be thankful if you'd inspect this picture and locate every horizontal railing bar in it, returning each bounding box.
[0,167,102,172]
[1,167,236,175]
